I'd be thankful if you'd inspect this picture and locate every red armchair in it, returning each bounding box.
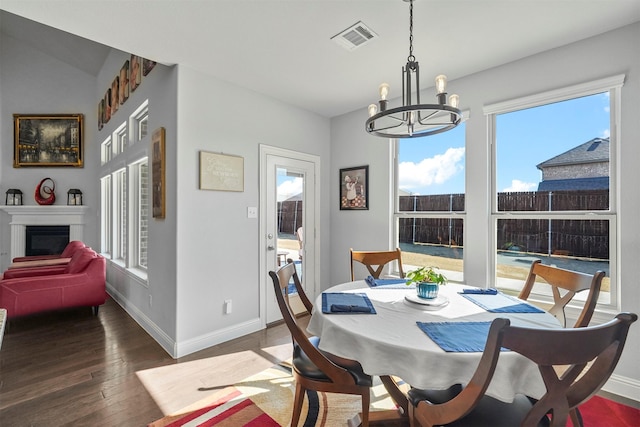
[0,248,106,319]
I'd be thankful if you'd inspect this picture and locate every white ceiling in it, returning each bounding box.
[1,0,639,118]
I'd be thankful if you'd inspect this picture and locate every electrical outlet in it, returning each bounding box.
[224,299,232,314]
[247,207,258,218]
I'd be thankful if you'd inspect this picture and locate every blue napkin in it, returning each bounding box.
[322,292,376,314]
[365,275,409,288]
[461,287,498,295]
[461,293,544,313]
[416,321,508,352]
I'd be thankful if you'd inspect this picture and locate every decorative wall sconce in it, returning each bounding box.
[5,189,24,205]
[67,189,83,205]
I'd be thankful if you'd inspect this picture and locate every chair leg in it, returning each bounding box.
[361,390,370,427]
[570,408,583,427]
[291,382,305,427]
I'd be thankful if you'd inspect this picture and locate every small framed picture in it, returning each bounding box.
[130,55,141,92]
[143,58,157,76]
[152,127,166,219]
[340,165,369,210]
[119,60,130,104]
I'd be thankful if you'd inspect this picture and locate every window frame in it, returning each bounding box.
[485,74,624,312]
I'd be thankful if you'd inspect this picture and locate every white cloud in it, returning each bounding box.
[503,179,537,192]
[601,129,610,138]
[399,147,465,190]
[277,178,303,201]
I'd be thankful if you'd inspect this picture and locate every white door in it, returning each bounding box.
[260,145,319,325]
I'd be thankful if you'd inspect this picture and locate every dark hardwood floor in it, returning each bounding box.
[0,297,294,426]
[2,297,637,427]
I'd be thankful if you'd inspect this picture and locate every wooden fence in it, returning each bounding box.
[279,190,610,259]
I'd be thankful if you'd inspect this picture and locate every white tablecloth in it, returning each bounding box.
[307,281,561,403]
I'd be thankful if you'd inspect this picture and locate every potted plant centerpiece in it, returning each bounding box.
[406,266,448,299]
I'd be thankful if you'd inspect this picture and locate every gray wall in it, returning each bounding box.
[329,22,640,399]
[0,33,99,262]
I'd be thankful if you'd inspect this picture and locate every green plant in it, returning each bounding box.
[406,266,448,286]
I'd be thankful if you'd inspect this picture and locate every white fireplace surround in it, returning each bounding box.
[0,205,88,259]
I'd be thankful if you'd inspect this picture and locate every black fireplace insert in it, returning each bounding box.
[25,225,70,256]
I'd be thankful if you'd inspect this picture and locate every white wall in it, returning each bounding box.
[0,33,99,268]
[329,22,640,400]
[173,66,331,356]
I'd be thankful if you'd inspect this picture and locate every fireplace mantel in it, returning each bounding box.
[0,205,88,259]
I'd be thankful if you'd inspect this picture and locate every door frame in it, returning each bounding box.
[259,144,320,327]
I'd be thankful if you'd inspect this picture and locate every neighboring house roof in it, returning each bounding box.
[537,177,609,191]
[283,193,303,202]
[536,137,609,169]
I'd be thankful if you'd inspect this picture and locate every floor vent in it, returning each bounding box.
[331,21,378,51]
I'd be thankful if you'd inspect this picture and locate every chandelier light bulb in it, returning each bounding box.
[449,94,460,108]
[379,83,390,100]
[368,103,378,117]
[435,74,447,94]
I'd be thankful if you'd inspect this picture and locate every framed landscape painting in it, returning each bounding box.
[13,114,84,167]
[340,165,368,210]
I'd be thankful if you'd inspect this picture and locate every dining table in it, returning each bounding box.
[307,279,561,426]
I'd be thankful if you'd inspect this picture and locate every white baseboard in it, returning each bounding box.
[105,284,263,359]
[603,373,640,403]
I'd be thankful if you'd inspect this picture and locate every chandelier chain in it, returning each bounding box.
[408,0,415,62]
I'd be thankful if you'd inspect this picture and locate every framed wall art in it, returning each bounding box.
[152,127,166,219]
[13,114,84,167]
[199,151,244,192]
[340,165,369,210]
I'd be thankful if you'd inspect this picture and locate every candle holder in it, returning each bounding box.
[5,189,23,205]
[67,189,83,205]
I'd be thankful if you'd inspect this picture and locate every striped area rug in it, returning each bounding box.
[148,363,401,427]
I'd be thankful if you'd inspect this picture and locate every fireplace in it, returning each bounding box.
[25,225,70,256]
[0,205,87,266]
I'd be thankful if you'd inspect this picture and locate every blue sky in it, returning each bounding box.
[399,92,610,195]
[277,92,610,198]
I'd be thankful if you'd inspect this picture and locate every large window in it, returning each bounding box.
[99,100,151,281]
[395,123,466,282]
[487,75,623,308]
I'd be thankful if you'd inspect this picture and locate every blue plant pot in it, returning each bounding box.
[417,282,439,299]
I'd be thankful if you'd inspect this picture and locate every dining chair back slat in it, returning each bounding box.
[350,248,404,281]
[519,260,604,327]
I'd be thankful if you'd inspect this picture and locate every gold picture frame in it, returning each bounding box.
[13,114,84,167]
[199,151,244,192]
[152,127,166,219]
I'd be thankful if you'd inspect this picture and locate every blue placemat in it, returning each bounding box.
[322,292,377,314]
[365,276,410,288]
[461,292,544,313]
[416,321,507,352]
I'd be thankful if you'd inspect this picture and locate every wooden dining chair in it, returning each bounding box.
[269,262,373,427]
[408,312,637,427]
[519,259,605,328]
[350,247,404,281]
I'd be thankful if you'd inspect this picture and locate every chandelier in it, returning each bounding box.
[365,0,462,138]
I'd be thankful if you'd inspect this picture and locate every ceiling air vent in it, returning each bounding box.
[331,21,378,51]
